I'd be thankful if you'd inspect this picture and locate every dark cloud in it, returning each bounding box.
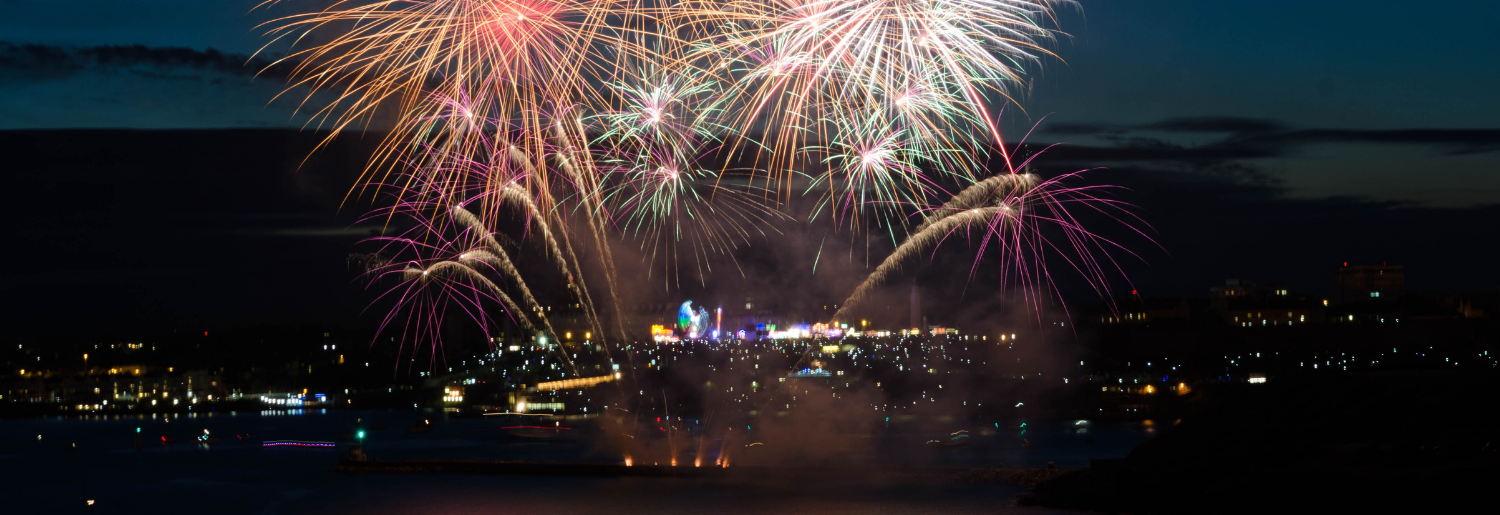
[1040,117,1284,136]
[1141,116,1286,134]
[0,42,292,81]
[1024,137,1275,164]
[1040,122,1125,136]
[1030,119,1500,166]
[1244,129,1500,156]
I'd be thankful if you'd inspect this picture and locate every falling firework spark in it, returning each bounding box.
[591,60,787,288]
[674,0,1068,197]
[831,167,1149,324]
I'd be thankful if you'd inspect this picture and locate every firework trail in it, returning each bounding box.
[498,180,605,341]
[371,94,611,348]
[911,172,1037,233]
[450,204,559,337]
[498,182,567,276]
[831,168,1148,324]
[487,142,607,344]
[361,229,532,373]
[401,261,532,331]
[361,202,582,376]
[831,206,997,322]
[550,115,632,342]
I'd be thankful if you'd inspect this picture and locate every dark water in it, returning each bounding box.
[2,409,1154,514]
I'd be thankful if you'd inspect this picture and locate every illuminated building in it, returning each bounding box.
[549,302,593,347]
[1210,279,1291,304]
[1209,279,1321,327]
[650,325,676,342]
[1225,309,1311,327]
[1097,299,1192,325]
[1331,262,1403,306]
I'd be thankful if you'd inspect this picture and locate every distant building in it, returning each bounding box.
[537,302,594,347]
[1097,298,1192,325]
[1209,279,1320,327]
[1330,263,1403,306]
[1223,308,1312,327]
[1210,279,1293,312]
[729,296,785,339]
[1210,279,1290,305]
[1442,295,1486,319]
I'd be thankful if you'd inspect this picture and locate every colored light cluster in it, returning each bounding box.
[678,301,711,339]
[263,441,336,448]
[534,373,621,391]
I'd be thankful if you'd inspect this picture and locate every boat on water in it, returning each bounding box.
[502,425,574,439]
[450,404,507,419]
[408,419,434,433]
[484,413,574,440]
[926,430,972,449]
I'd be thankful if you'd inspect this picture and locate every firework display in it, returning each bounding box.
[833,167,1146,323]
[253,0,1138,379]
[679,0,1066,200]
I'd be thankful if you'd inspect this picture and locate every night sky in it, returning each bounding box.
[1,0,1497,342]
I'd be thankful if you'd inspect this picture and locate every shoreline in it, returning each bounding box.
[332,459,1071,485]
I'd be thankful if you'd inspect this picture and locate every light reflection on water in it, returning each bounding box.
[2,410,1151,514]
